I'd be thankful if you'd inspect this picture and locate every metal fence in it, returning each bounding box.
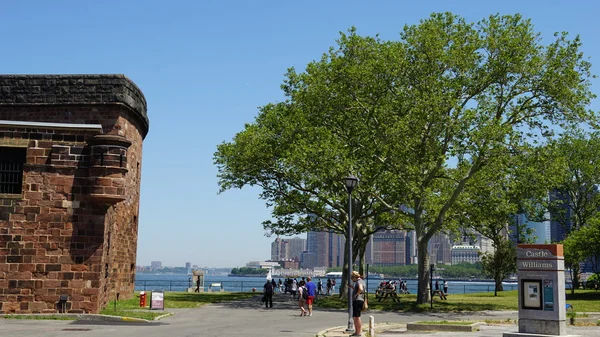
[135,279,520,294]
[135,280,271,293]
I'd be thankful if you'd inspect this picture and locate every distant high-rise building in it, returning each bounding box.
[510,213,551,244]
[271,237,285,261]
[150,261,162,270]
[549,189,573,242]
[429,233,452,264]
[451,245,480,264]
[305,230,344,268]
[271,237,306,261]
[287,237,306,260]
[369,230,407,266]
[406,230,417,264]
[473,232,495,255]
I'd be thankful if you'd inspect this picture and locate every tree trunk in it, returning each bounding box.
[570,263,580,295]
[340,232,350,299]
[416,237,431,304]
[494,277,503,296]
[354,225,366,277]
[356,238,367,277]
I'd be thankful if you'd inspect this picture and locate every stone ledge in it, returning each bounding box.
[407,322,483,332]
[0,74,148,138]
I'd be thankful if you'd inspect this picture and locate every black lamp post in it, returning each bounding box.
[430,263,436,309]
[344,174,359,332]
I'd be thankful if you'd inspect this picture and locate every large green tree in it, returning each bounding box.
[480,240,517,296]
[563,218,600,285]
[458,148,543,295]
[544,132,600,292]
[214,33,406,296]
[215,13,596,304]
[367,13,595,303]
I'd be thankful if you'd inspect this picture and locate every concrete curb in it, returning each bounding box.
[407,322,483,332]
[317,325,346,337]
[319,323,406,336]
[1,313,167,323]
[154,312,174,321]
[75,314,156,323]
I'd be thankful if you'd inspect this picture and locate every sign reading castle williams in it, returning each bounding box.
[518,260,558,270]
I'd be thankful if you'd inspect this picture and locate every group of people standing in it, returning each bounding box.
[263,276,318,316]
[261,272,366,336]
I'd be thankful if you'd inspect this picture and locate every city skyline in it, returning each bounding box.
[137,209,558,269]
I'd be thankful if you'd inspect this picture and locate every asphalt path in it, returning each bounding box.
[0,293,538,337]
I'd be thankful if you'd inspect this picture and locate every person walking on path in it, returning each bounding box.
[317,279,323,295]
[298,284,307,316]
[350,271,366,337]
[305,276,317,316]
[195,276,201,292]
[263,280,274,308]
[291,279,298,300]
[443,280,449,295]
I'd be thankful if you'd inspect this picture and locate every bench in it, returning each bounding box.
[209,283,223,292]
[433,290,447,300]
[376,288,400,302]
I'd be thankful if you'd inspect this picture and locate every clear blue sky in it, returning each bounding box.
[1,1,598,268]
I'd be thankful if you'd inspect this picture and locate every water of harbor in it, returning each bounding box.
[135,274,518,294]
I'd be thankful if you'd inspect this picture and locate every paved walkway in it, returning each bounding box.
[0,293,598,337]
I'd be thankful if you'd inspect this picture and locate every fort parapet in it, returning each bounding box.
[0,74,148,314]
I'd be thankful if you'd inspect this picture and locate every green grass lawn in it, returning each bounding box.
[315,289,600,313]
[98,291,259,320]
[565,290,600,312]
[159,291,258,308]
[8,289,600,321]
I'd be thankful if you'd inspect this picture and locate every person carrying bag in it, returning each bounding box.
[350,271,366,337]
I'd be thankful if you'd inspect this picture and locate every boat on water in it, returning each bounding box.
[324,271,385,279]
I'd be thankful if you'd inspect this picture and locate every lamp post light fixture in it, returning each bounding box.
[344,174,359,332]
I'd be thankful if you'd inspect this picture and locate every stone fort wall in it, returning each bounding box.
[0,74,148,314]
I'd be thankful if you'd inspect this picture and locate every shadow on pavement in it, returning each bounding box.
[69,320,168,326]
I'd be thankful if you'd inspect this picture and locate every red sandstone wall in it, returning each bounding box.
[99,114,144,310]
[0,104,145,314]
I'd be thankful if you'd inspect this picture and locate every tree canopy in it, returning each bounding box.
[215,12,597,303]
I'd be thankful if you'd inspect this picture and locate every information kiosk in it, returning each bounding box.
[504,244,578,337]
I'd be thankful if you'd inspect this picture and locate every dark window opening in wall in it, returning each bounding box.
[0,147,26,194]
